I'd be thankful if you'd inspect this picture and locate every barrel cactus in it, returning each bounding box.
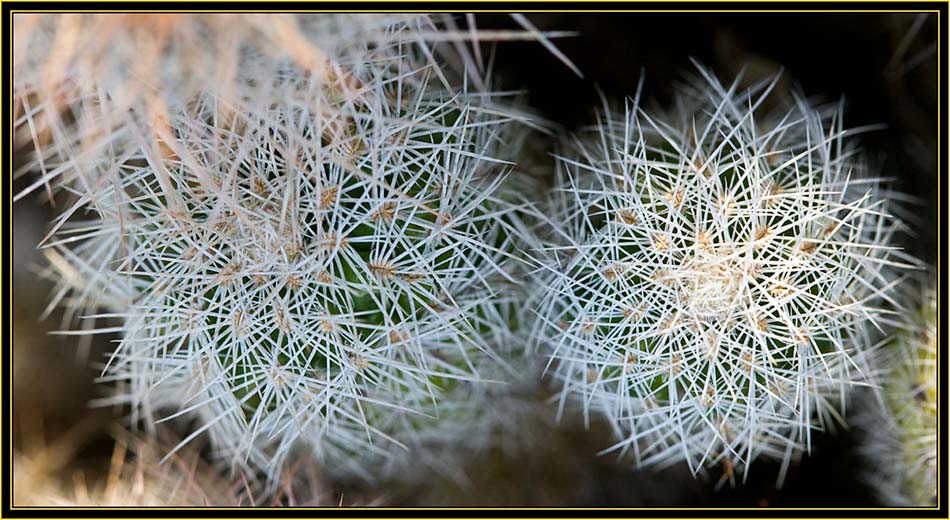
[530,66,913,481]
[19,14,539,485]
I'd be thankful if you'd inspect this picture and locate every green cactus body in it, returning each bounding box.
[863,288,937,506]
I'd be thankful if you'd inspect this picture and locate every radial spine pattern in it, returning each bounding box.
[532,66,911,479]
[19,14,538,484]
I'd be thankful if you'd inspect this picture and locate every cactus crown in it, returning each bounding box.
[23,15,537,485]
[531,65,912,480]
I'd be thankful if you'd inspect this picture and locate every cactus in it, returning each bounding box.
[857,283,936,506]
[19,14,539,485]
[530,65,913,481]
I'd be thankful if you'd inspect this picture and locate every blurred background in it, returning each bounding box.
[12,11,939,507]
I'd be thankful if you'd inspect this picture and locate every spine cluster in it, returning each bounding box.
[530,67,912,479]
[17,14,538,485]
